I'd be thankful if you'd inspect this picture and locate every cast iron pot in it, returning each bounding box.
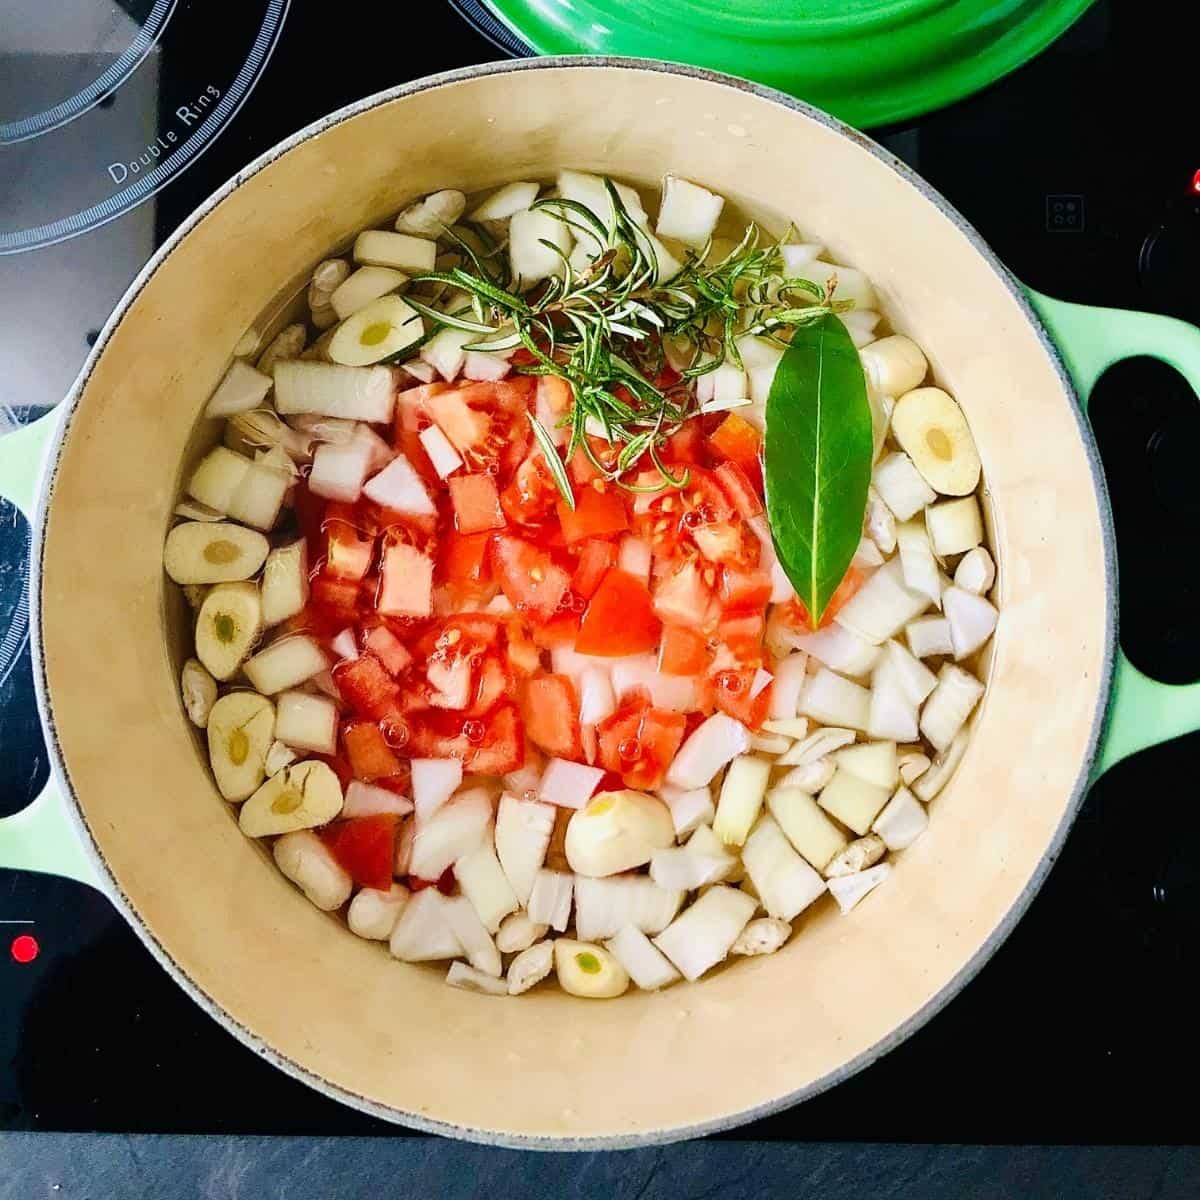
[3,59,1200,1148]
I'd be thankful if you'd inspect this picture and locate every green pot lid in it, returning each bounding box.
[471,0,1096,128]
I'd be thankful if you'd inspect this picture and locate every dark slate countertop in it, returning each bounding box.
[1,1138,1198,1199]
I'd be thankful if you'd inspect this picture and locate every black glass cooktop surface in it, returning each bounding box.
[2,0,1199,1139]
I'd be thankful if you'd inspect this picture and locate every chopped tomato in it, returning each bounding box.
[448,472,506,534]
[568,436,617,487]
[397,428,442,487]
[426,380,534,478]
[707,412,762,470]
[651,559,716,629]
[721,565,772,612]
[520,674,583,760]
[465,653,510,718]
[710,667,771,730]
[334,653,400,721]
[662,421,704,465]
[717,611,766,659]
[320,814,398,890]
[713,460,763,519]
[659,625,711,676]
[500,452,560,526]
[532,606,583,648]
[396,381,451,434]
[323,504,375,581]
[311,574,361,625]
[343,721,404,781]
[576,569,662,656]
[557,486,628,544]
[377,542,433,618]
[467,703,524,775]
[505,619,541,676]
[363,624,412,676]
[781,565,867,630]
[438,530,493,592]
[538,375,572,415]
[597,698,686,790]
[571,538,618,599]
[490,533,570,622]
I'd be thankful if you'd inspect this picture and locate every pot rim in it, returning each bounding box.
[26,54,1117,1150]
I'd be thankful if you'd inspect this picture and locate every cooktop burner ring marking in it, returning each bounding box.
[0,0,290,255]
[0,0,179,147]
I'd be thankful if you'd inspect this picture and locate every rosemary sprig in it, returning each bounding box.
[404,180,854,507]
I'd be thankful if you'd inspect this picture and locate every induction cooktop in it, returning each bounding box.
[2,0,1199,1139]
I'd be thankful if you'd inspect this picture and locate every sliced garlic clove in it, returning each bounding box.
[891,386,981,497]
[347,884,410,940]
[823,833,887,879]
[328,294,424,367]
[565,789,675,877]
[495,912,549,955]
[507,939,555,996]
[206,691,275,801]
[553,939,629,999]
[164,521,269,585]
[195,582,263,680]
[394,189,466,237]
[238,760,344,837]
[731,917,791,956]
[180,658,217,728]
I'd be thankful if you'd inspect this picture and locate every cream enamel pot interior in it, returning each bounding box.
[5,59,1200,1149]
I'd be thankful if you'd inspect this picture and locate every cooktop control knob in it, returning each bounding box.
[1138,174,1200,323]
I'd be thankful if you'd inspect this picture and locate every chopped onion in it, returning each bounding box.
[791,259,876,309]
[926,496,984,556]
[419,326,474,382]
[906,615,954,659]
[527,869,574,931]
[872,785,928,850]
[273,361,395,424]
[865,488,897,555]
[510,207,573,285]
[205,359,272,418]
[362,453,435,516]
[453,844,519,934]
[942,586,999,660]
[791,623,880,678]
[841,308,881,348]
[495,793,554,905]
[617,535,652,584]
[954,546,996,595]
[833,741,898,790]
[442,894,502,977]
[920,664,985,752]
[411,758,464,824]
[879,640,937,705]
[817,768,891,836]
[469,180,540,221]
[828,863,891,914]
[578,665,617,725]
[606,925,680,991]
[913,729,970,802]
[538,758,605,809]
[656,175,725,248]
[666,713,752,789]
[573,876,682,942]
[307,438,373,503]
[741,815,827,921]
[653,885,757,982]
[853,536,885,568]
[775,725,856,766]
[750,731,791,755]
[402,360,436,384]
[896,519,941,604]
[650,846,732,892]
[873,451,936,521]
[768,652,808,720]
[504,743,545,798]
[658,785,715,837]
[713,754,770,847]
[418,423,463,479]
[462,351,511,382]
[409,788,492,881]
[446,961,507,995]
[866,660,919,742]
[774,759,836,793]
[390,890,464,962]
[342,780,412,819]
[799,667,871,731]
[749,667,773,699]
[330,627,358,660]
[835,557,932,645]
[610,654,697,712]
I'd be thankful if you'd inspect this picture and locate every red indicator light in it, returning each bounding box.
[1192,168,1200,195]
[10,934,39,964]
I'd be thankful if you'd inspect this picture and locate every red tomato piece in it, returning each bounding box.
[377,542,433,618]
[311,575,361,625]
[557,486,628,544]
[659,625,712,676]
[570,538,618,599]
[323,503,376,581]
[781,565,867,631]
[532,607,583,649]
[397,428,442,487]
[662,421,704,465]
[504,619,541,677]
[520,673,583,760]
[576,569,662,656]
[343,721,404,781]
[490,534,571,623]
[717,611,766,660]
[438,530,492,589]
[651,559,716,629]
[597,698,686,790]
[334,653,401,721]
[448,472,506,534]
[713,460,764,519]
[706,412,762,469]
[465,653,510,718]
[320,814,398,890]
[363,624,412,677]
[395,381,451,434]
[538,375,572,415]
[466,702,524,775]
[711,667,771,730]
[721,565,772,612]
[500,452,560,526]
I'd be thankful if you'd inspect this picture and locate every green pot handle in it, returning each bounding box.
[0,410,103,891]
[1029,290,1200,778]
